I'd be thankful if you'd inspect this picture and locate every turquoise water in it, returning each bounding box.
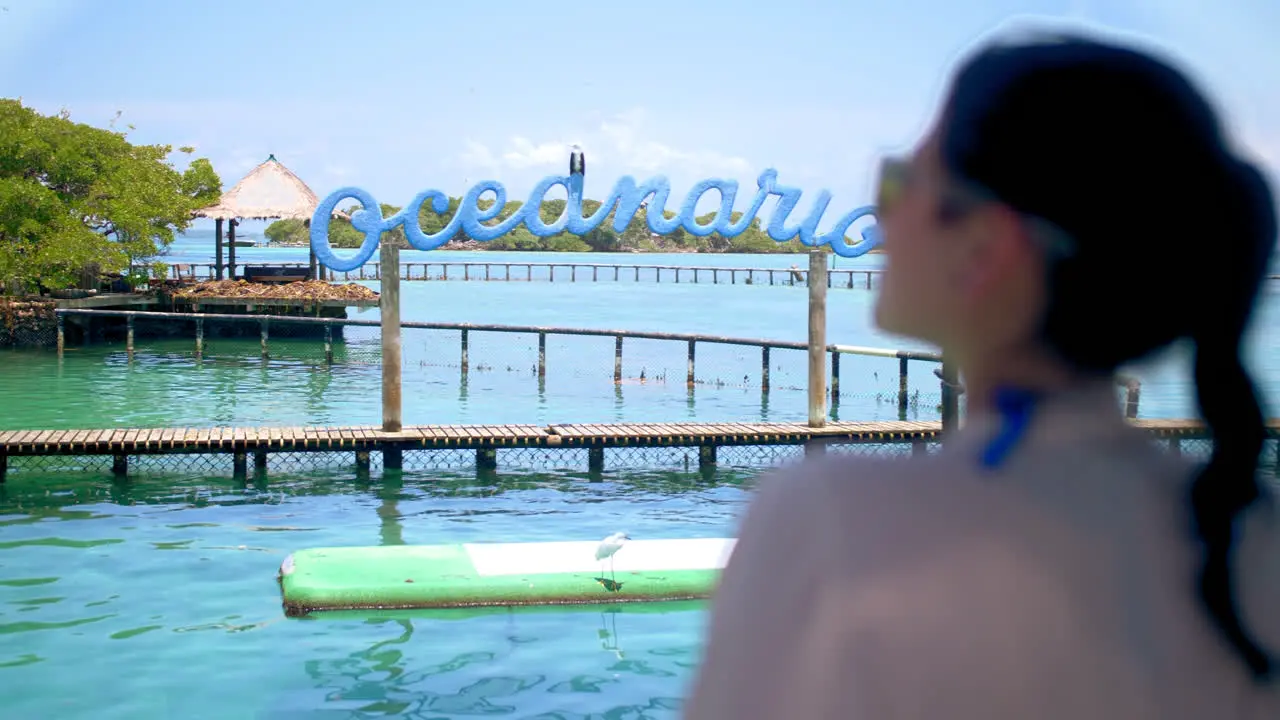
[0,468,750,718]
[3,243,1280,717]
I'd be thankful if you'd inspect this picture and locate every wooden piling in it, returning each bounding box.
[830,351,840,406]
[254,449,267,470]
[227,219,238,279]
[940,357,960,433]
[808,250,827,428]
[588,447,605,475]
[898,357,910,417]
[477,448,497,470]
[324,324,333,364]
[195,318,203,358]
[614,335,623,383]
[761,347,770,393]
[260,319,269,359]
[113,454,128,477]
[126,316,135,358]
[56,315,64,356]
[537,332,547,378]
[461,328,470,374]
[215,218,225,280]
[381,241,403,433]
[687,340,696,386]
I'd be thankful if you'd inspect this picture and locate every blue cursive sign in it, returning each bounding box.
[310,169,880,271]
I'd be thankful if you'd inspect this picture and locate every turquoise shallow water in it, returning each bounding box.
[3,246,1279,717]
[0,467,750,718]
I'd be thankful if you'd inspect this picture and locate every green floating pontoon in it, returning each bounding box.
[278,538,737,616]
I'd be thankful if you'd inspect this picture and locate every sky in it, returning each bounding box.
[1,0,1277,231]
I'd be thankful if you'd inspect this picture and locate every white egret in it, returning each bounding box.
[595,531,630,586]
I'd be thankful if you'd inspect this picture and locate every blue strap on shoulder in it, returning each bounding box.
[979,387,1040,470]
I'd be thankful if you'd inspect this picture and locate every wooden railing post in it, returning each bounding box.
[808,250,827,427]
[381,241,403,435]
[898,356,910,418]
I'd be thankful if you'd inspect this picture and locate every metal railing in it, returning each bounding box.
[156,261,885,288]
[51,308,1142,418]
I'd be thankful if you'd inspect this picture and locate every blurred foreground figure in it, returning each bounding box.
[685,29,1280,720]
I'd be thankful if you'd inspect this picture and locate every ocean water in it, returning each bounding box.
[2,241,1279,718]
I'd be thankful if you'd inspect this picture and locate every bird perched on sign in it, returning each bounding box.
[569,144,585,177]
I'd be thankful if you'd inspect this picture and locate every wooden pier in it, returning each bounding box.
[2,418,1274,481]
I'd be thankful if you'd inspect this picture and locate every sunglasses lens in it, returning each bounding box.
[876,160,904,212]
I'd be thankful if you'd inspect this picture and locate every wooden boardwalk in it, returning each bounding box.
[1,419,1274,480]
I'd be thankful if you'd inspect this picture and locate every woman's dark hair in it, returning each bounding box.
[937,31,1277,681]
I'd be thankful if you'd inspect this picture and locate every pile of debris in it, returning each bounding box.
[173,280,379,301]
[0,298,57,347]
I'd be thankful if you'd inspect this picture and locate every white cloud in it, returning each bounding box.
[454,108,751,181]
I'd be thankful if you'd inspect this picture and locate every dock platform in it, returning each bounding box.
[1,419,1275,480]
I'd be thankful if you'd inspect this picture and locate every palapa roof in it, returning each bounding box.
[195,154,345,221]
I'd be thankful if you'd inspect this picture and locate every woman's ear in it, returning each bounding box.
[952,204,1039,299]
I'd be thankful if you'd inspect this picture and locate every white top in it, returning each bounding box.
[684,381,1280,719]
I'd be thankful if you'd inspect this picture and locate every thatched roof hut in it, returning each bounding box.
[196,154,339,221]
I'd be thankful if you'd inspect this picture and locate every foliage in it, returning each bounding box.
[268,192,811,254]
[0,99,223,293]
[263,203,408,250]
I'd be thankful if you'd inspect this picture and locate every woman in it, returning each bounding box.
[684,30,1280,719]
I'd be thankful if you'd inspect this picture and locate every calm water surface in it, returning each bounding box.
[2,244,1278,717]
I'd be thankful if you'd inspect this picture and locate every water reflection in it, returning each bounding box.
[300,603,701,717]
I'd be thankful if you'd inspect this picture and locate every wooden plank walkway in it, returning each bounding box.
[1,419,1272,458]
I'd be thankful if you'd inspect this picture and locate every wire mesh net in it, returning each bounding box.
[8,436,1268,480]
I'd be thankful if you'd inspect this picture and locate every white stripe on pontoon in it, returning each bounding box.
[463,538,737,577]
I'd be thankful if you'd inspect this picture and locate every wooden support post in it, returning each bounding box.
[477,448,497,471]
[830,351,840,406]
[126,316,135,358]
[233,451,247,477]
[571,266,576,281]
[912,439,928,456]
[195,318,203,358]
[675,269,680,283]
[808,250,827,428]
[761,347,770,393]
[355,451,371,472]
[113,454,128,477]
[260,318,269,359]
[805,438,826,458]
[593,266,598,281]
[898,357,910,418]
[383,445,403,470]
[537,332,547,378]
[527,265,533,281]
[635,266,640,281]
[56,314,64,356]
[309,246,318,281]
[254,449,267,471]
[588,447,605,474]
[614,266,619,281]
[698,445,716,469]
[687,340,696,387]
[1124,378,1141,419]
[464,264,470,281]
[215,218,225,280]
[485,265,491,281]
[227,219,238,279]
[381,241,403,433]
[324,324,333,364]
[941,356,960,434]
[0,451,7,483]
[461,329,470,374]
[614,335,623,383]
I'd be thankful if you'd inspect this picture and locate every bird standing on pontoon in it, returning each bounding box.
[596,531,630,585]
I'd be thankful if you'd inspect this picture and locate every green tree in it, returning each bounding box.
[0,99,223,292]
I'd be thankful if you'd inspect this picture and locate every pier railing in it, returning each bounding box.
[158,261,885,288]
[51,308,1141,421]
